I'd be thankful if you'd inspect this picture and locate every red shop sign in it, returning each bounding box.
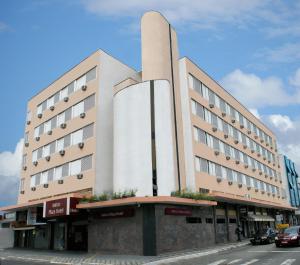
[44,197,79,218]
[96,208,135,219]
[165,207,192,216]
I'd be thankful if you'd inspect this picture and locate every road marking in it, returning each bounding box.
[280,259,296,265]
[249,250,300,253]
[207,260,227,265]
[228,259,242,264]
[239,259,259,265]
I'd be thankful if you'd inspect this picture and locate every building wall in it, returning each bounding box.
[0,228,14,248]
[178,57,289,208]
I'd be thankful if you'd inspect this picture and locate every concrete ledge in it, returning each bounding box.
[77,196,217,209]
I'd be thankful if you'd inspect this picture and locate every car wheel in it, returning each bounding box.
[276,243,280,248]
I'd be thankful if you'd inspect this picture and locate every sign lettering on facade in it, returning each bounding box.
[96,208,135,219]
[45,198,79,218]
[165,208,192,216]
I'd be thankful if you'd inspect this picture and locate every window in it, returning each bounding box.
[217,218,225,224]
[72,101,84,118]
[189,74,201,94]
[37,104,42,115]
[44,120,51,133]
[51,117,57,129]
[86,67,97,83]
[47,96,54,109]
[75,75,86,91]
[54,166,62,180]
[69,159,81,175]
[65,108,72,121]
[22,154,27,167]
[41,171,48,184]
[186,217,202,223]
[71,129,83,145]
[56,138,64,152]
[43,145,50,157]
[60,87,68,100]
[67,82,75,95]
[35,173,41,186]
[57,112,65,126]
[206,134,213,148]
[62,163,69,177]
[24,132,29,144]
[48,168,54,182]
[37,148,43,159]
[50,142,56,154]
[64,134,71,148]
[32,150,38,162]
[19,178,25,192]
[206,218,213,224]
[26,110,32,123]
[208,161,216,176]
[30,175,36,187]
[82,155,93,171]
[202,84,209,100]
[229,218,237,223]
[34,127,39,138]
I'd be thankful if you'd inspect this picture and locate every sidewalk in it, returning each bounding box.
[0,240,249,265]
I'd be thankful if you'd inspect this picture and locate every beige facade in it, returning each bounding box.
[12,11,290,212]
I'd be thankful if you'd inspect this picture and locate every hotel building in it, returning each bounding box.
[0,11,294,255]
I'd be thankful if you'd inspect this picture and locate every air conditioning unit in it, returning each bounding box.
[77,173,83,179]
[59,150,65,156]
[261,191,265,194]
[272,193,275,197]
[224,134,229,139]
[26,120,31,125]
[280,180,282,183]
[33,161,38,166]
[247,130,251,134]
[275,148,278,152]
[47,130,52,135]
[267,192,271,196]
[240,124,244,129]
[80,112,86,119]
[257,153,261,157]
[238,183,242,188]
[212,126,217,132]
[252,168,256,172]
[50,106,55,111]
[277,195,280,198]
[275,178,278,182]
[63,97,69,102]
[260,139,264,143]
[273,163,275,167]
[259,171,262,175]
[221,112,226,117]
[281,196,285,199]
[214,150,220,156]
[227,180,232,185]
[31,187,36,191]
[235,160,240,165]
[45,155,51,161]
[78,142,84,149]
[25,142,29,147]
[270,176,273,180]
[243,144,247,149]
[231,119,236,123]
[234,140,239,144]
[35,136,40,141]
[23,166,27,171]
[226,156,231,160]
[247,186,251,190]
[60,123,67,129]
[268,160,271,164]
[37,113,42,119]
[209,103,215,108]
[266,143,269,146]
[263,157,266,161]
[244,164,249,169]
[58,179,64,184]
[254,135,258,139]
[81,85,87,91]
[270,146,273,150]
[255,188,259,192]
[216,176,222,183]
[20,190,25,194]
[43,183,49,188]
[265,174,268,178]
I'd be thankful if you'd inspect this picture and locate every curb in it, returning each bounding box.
[144,242,249,265]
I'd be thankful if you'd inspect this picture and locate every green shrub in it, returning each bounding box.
[171,190,215,201]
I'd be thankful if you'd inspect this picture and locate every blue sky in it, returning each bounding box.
[0,0,299,206]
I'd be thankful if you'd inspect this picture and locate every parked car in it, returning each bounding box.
[250,228,277,245]
[275,226,300,247]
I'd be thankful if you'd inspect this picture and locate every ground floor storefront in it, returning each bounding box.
[0,196,295,256]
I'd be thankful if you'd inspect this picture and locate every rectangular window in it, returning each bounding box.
[35,173,41,186]
[34,127,39,138]
[44,120,51,133]
[37,147,43,159]
[84,94,96,112]
[62,163,69,177]
[202,84,209,100]
[47,96,54,109]
[50,142,56,154]
[57,112,65,126]
[186,217,202,223]
[75,74,86,91]
[213,137,220,151]
[65,108,72,121]
[208,89,215,105]
[60,87,68,100]
[229,218,237,223]
[196,103,204,119]
[206,218,213,224]
[227,168,233,181]
[217,218,225,224]
[191,100,196,115]
[64,134,71,148]
[43,145,50,157]
[54,166,62,180]
[41,171,48,184]
[26,110,32,123]
[220,98,226,113]
[51,117,57,129]
[67,81,75,95]
[32,150,38,162]
[82,155,93,171]
[54,92,60,104]
[56,138,64,152]
[37,104,42,115]
[208,161,216,176]
[206,134,214,148]
[48,168,54,182]
[86,67,97,83]
[71,129,83,145]
[70,159,81,175]
[30,175,36,188]
[72,101,84,118]
[22,154,27,167]
[195,157,200,172]
[19,178,25,192]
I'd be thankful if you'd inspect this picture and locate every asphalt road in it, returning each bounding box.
[162,243,300,265]
[0,259,66,265]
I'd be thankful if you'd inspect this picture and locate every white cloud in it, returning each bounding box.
[0,139,24,177]
[257,43,300,63]
[220,69,299,108]
[289,68,300,87]
[80,0,277,29]
[249,108,261,119]
[268,114,295,132]
[0,139,23,207]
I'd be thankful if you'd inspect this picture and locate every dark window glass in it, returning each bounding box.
[216,218,225,224]
[229,218,237,223]
[206,218,213,224]
[186,217,202,223]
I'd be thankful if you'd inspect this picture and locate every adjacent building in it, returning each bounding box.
[0,11,294,255]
